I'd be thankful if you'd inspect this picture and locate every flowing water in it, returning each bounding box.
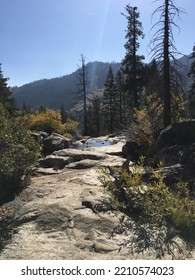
[77,138,114,150]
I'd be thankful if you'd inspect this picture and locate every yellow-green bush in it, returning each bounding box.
[127,93,163,148]
[100,158,195,242]
[127,92,187,148]
[28,109,64,134]
[17,109,78,137]
[63,119,79,135]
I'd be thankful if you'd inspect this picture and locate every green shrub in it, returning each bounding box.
[126,93,187,164]
[0,105,40,200]
[100,158,195,242]
[17,109,79,137]
[22,109,64,134]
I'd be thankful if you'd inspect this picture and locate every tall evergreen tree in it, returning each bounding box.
[60,103,68,124]
[188,44,195,118]
[150,0,184,127]
[144,59,163,98]
[0,63,15,114]
[115,70,125,125]
[38,105,46,114]
[87,96,102,136]
[75,55,89,135]
[103,66,118,134]
[121,5,145,110]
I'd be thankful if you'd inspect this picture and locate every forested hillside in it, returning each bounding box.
[12,56,193,112]
[12,61,121,110]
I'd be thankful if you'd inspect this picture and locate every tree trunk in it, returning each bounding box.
[163,0,171,127]
[82,62,88,135]
[133,8,138,109]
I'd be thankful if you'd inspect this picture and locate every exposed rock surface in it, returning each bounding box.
[88,142,125,156]
[43,133,71,155]
[122,141,145,160]
[39,155,72,169]
[156,120,195,151]
[156,121,195,167]
[53,148,107,161]
[0,137,194,260]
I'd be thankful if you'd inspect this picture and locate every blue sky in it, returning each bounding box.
[0,0,194,87]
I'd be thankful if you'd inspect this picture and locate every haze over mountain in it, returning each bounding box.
[12,61,121,111]
[12,56,193,111]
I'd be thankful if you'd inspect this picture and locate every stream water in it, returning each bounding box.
[77,138,114,150]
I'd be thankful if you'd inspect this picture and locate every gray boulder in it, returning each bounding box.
[53,148,107,161]
[156,121,195,166]
[39,155,72,169]
[158,145,185,166]
[122,141,144,160]
[156,120,195,151]
[43,133,71,154]
[179,143,195,166]
[66,159,99,169]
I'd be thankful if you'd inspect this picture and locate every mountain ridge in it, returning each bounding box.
[12,56,193,111]
[12,61,121,110]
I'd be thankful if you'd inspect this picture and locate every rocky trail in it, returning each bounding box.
[0,137,194,260]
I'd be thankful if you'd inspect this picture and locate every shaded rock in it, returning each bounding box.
[30,132,42,144]
[39,155,72,169]
[66,159,99,169]
[157,164,185,186]
[12,202,73,233]
[156,121,195,166]
[82,198,115,213]
[39,131,49,139]
[43,133,71,155]
[35,205,73,232]
[0,175,31,205]
[93,241,118,253]
[158,145,185,166]
[100,156,126,168]
[156,120,195,152]
[35,168,64,175]
[53,148,107,161]
[179,143,195,166]
[122,141,144,160]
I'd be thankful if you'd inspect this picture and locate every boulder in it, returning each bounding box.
[53,148,107,161]
[156,120,195,152]
[65,159,99,169]
[39,155,72,169]
[30,132,43,144]
[179,143,195,166]
[30,131,49,145]
[156,121,195,166]
[43,133,71,155]
[158,145,185,166]
[122,141,144,160]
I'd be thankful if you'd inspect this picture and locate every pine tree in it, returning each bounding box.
[102,66,119,134]
[0,63,15,114]
[60,104,68,124]
[115,70,125,125]
[38,105,46,114]
[144,59,163,98]
[87,96,102,136]
[150,0,184,127]
[121,5,145,110]
[75,54,89,135]
[188,44,195,118]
